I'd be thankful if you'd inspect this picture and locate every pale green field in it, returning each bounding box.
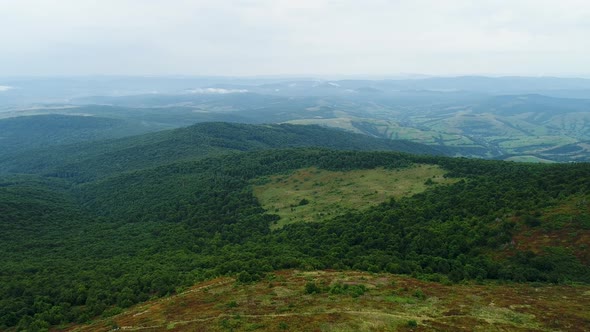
[504,155,556,163]
[285,111,589,161]
[494,136,578,150]
[285,118,363,133]
[252,165,457,230]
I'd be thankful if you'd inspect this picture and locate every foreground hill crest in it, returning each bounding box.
[66,270,590,332]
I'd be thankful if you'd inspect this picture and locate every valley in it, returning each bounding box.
[2,77,590,162]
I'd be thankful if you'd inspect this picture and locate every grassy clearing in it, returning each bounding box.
[497,136,577,150]
[252,165,456,229]
[66,270,590,332]
[504,155,556,163]
[285,118,363,133]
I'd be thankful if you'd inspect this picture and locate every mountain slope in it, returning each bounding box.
[0,114,155,156]
[1,148,589,331]
[65,270,590,332]
[5,79,590,162]
[0,120,589,331]
[0,122,449,181]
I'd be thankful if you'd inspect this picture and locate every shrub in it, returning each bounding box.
[305,281,321,294]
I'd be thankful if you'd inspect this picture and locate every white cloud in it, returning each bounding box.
[0,86,13,92]
[187,88,248,94]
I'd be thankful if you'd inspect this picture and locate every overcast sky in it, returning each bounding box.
[1,0,589,77]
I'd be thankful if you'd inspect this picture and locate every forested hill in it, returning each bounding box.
[1,148,589,331]
[0,122,449,182]
[0,114,153,156]
[1,121,589,331]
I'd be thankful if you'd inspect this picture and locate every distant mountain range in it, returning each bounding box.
[3,75,590,103]
[2,76,590,161]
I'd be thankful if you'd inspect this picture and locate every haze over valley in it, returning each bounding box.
[2,75,590,162]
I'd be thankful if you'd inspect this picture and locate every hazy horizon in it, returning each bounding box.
[2,73,590,80]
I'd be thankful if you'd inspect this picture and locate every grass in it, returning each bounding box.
[285,118,364,134]
[284,111,589,161]
[65,270,590,332]
[252,165,457,229]
[504,155,556,163]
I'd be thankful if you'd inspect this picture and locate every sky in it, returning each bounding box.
[1,0,589,77]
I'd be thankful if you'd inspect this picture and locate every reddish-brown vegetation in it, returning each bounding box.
[61,270,590,332]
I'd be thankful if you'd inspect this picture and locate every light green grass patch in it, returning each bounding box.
[386,296,417,304]
[471,305,539,328]
[285,118,362,133]
[253,165,457,230]
[504,155,556,163]
[498,135,577,150]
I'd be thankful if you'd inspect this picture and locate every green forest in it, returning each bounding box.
[1,123,589,331]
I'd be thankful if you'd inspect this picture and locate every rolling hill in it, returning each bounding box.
[0,113,589,331]
[63,270,590,332]
[1,133,589,330]
[12,92,590,162]
[0,122,448,181]
[0,114,164,156]
[4,76,590,161]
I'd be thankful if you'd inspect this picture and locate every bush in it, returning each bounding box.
[305,282,321,294]
[237,271,253,283]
